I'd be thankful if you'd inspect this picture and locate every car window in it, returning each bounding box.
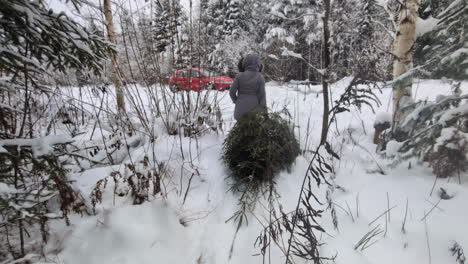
[190,70,200,78]
[199,69,220,77]
[178,70,189,77]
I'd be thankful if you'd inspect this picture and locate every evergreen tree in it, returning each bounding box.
[391,81,468,179]
[389,1,468,177]
[135,14,161,82]
[415,1,468,80]
[0,0,108,259]
[223,0,249,37]
[196,0,211,66]
[153,0,174,53]
[204,0,258,74]
[152,0,184,54]
[207,0,226,40]
[346,0,387,81]
[175,25,193,68]
[259,0,391,82]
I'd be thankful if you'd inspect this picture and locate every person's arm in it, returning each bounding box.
[258,75,266,107]
[229,75,240,103]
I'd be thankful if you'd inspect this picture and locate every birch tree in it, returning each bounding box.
[103,0,125,112]
[391,0,419,126]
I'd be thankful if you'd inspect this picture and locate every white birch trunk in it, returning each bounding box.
[392,0,419,124]
[103,0,125,112]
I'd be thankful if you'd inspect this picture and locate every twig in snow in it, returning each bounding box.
[356,193,360,219]
[402,198,409,234]
[383,193,391,236]
[424,214,432,264]
[384,210,388,238]
[331,202,350,216]
[361,119,367,135]
[182,171,196,205]
[424,198,445,213]
[421,198,442,221]
[327,187,339,231]
[450,241,466,264]
[387,192,391,223]
[354,225,384,251]
[369,205,398,226]
[345,200,355,222]
[430,175,439,196]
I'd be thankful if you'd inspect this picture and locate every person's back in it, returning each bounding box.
[229,54,266,120]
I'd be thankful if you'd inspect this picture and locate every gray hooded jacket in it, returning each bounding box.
[229,54,266,120]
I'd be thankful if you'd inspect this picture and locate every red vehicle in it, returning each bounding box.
[169,68,233,92]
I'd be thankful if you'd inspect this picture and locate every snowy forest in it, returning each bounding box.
[0,0,467,263]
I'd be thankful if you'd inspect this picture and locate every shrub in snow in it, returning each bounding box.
[396,82,468,178]
[450,241,466,264]
[180,103,224,137]
[222,109,300,190]
[0,140,86,259]
[91,157,166,209]
[428,128,468,178]
[373,112,392,144]
[159,92,224,137]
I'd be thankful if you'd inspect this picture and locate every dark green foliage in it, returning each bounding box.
[0,0,109,140]
[0,143,85,260]
[396,83,468,179]
[414,1,468,80]
[223,0,249,37]
[429,144,467,178]
[152,0,184,54]
[0,0,108,75]
[222,109,300,190]
[223,109,300,260]
[0,0,108,260]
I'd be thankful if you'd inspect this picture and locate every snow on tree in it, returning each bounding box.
[349,0,391,80]
[175,25,193,67]
[261,0,389,142]
[152,0,185,65]
[381,1,468,181]
[259,0,316,80]
[205,0,257,74]
[206,0,227,40]
[395,81,468,179]
[194,0,211,66]
[260,0,392,82]
[390,0,467,132]
[223,0,246,37]
[153,0,174,53]
[415,0,468,80]
[0,0,108,260]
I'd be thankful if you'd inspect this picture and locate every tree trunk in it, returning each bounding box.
[103,0,125,112]
[392,0,419,125]
[320,0,331,145]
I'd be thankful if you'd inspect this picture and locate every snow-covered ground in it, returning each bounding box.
[44,79,468,264]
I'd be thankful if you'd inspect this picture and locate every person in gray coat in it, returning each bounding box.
[229,54,266,120]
